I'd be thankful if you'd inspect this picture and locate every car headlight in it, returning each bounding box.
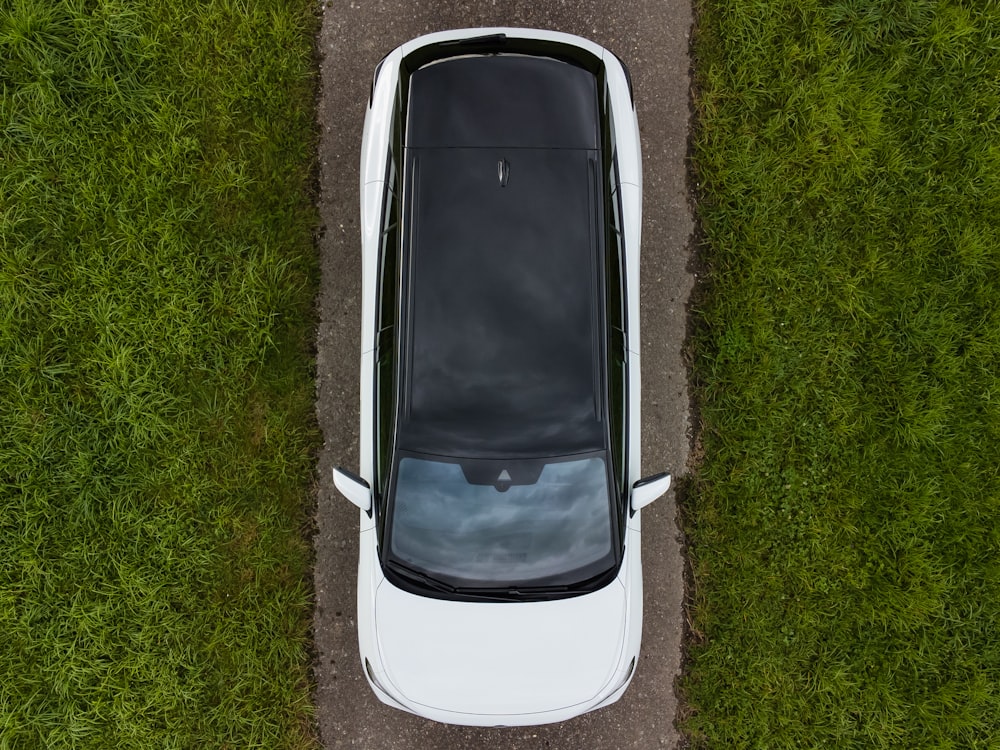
[609,656,636,694]
[365,658,391,695]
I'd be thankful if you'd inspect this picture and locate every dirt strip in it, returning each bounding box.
[313,2,694,747]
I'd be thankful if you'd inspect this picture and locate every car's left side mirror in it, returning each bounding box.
[630,471,671,513]
[333,467,372,513]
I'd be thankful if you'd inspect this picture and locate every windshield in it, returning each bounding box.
[384,454,616,592]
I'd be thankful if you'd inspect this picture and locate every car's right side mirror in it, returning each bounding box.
[333,467,372,513]
[630,471,671,513]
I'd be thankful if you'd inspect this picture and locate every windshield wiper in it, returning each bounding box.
[384,561,534,601]
[470,570,617,600]
[452,584,574,602]
[452,586,525,602]
[383,559,456,595]
[385,560,597,602]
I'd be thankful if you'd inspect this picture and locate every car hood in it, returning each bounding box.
[374,578,627,716]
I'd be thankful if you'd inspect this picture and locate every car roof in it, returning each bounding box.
[397,54,607,458]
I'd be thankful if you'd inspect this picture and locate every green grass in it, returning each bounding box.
[684,1,1000,747]
[1,0,319,746]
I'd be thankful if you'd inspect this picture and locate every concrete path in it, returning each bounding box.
[313,2,694,747]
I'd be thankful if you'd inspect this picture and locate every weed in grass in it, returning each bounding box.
[1,0,320,746]
[685,0,1000,747]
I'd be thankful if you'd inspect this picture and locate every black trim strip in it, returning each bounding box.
[609,50,634,104]
[402,36,603,76]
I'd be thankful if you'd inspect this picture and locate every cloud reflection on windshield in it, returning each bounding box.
[389,456,614,585]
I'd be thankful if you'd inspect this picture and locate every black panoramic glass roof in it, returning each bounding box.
[398,54,605,458]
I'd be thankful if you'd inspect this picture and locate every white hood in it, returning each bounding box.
[374,579,627,716]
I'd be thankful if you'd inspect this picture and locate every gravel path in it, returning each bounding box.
[313,3,694,747]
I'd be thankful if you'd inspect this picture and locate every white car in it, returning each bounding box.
[333,28,671,726]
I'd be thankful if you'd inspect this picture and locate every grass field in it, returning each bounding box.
[684,1,1000,747]
[1,1,320,746]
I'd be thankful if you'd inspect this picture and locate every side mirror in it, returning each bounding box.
[333,467,372,513]
[630,471,671,513]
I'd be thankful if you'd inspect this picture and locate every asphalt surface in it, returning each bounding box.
[313,2,694,748]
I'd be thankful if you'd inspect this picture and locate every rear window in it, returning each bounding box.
[406,55,599,149]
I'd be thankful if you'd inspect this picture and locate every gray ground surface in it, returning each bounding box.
[313,2,694,747]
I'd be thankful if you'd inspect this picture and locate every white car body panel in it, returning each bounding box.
[357,520,644,726]
[376,581,626,716]
[347,27,650,726]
